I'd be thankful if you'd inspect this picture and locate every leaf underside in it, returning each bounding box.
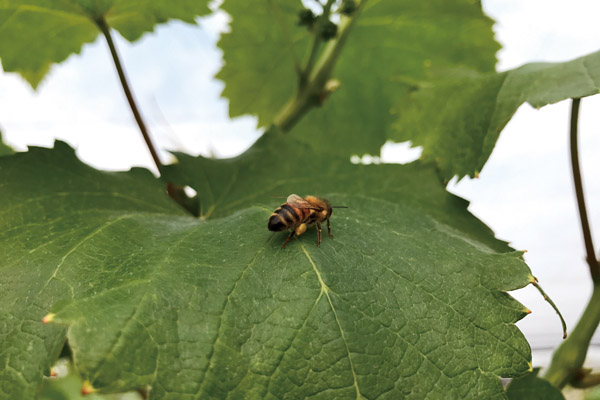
[0,0,210,88]
[217,0,500,157]
[392,50,600,181]
[1,132,533,399]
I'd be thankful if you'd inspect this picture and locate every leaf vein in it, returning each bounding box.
[299,242,362,399]
[362,251,529,367]
[194,238,270,398]
[581,56,600,91]
[263,290,325,397]
[39,214,131,296]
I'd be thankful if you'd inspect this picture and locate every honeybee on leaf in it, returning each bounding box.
[268,194,347,249]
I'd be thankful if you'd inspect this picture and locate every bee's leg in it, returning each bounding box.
[327,217,333,238]
[281,231,295,249]
[316,222,322,246]
[282,224,307,249]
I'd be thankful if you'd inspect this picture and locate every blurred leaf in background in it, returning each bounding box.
[0,0,210,87]
[218,0,500,157]
[0,130,14,155]
[392,50,600,181]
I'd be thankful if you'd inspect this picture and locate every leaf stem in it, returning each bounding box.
[569,97,600,282]
[95,17,162,174]
[531,278,567,339]
[273,0,366,131]
[302,0,336,84]
[544,283,600,388]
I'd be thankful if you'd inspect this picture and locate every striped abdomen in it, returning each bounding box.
[268,203,310,232]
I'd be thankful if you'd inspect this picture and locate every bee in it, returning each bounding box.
[268,194,347,249]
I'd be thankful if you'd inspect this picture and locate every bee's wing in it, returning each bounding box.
[287,194,319,209]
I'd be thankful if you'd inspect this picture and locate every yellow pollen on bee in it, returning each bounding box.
[295,224,307,236]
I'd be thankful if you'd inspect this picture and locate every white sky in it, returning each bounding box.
[1,0,600,367]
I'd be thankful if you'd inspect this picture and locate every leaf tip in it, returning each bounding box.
[42,313,56,324]
[474,170,480,178]
[49,367,57,378]
[524,307,532,314]
[528,361,533,372]
[81,380,97,396]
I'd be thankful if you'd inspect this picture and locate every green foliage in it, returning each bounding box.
[505,368,565,400]
[217,0,500,156]
[0,143,184,399]
[0,131,14,156]
[1,134,534,398]
[0,0,210,87]
[392,50,600,181]
[2,0,593,398]
[164,128,511,254]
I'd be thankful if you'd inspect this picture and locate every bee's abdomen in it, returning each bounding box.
[268,204,300,231]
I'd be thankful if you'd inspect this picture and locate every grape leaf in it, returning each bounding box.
[392,49,600,181]
[0,142,185,399]
[0,0,210,88]
[1,133,534,399]
[505,368,565,400]
[217,0,500,156]
[163,128,511,254]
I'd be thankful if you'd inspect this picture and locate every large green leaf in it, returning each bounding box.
[217,0,500,157]
[0,0,210,87]
[392,49,600,181]
[0,142,185,399]
[1,133,534,399]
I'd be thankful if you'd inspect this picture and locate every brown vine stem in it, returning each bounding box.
[96,17,163,174]
[571,370,600,388]
[570,97,600,282]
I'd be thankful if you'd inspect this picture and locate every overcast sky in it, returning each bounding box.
[1,0,600,366]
